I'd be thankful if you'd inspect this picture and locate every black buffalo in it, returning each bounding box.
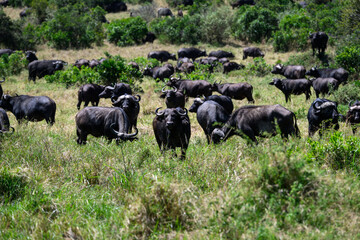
[143,32,156,43]
[230,0,255,9]
[211,104,300,144]
[311,77,339,98]
[0,108,14,134]
[189,98,230,143]
[0,49,13,57]
[160,86,186,109]
[28,60,67,82]
[223,62,245,74]
[178,48,207,61]
[269,78,312,103]
[209,50,234,59]
[158,8,173,17]
[219,58,229,64]
[176,57,192,68]
[0,77,4,98]
[104,1,127,13]
[89,59,100,68]
[0,95,56,125]
[212,82,254,103]
[77,84,105,110]
[204,95,234,114]
[143,66,173,81]
[346,101,360,134]
[127,61,140,70]
[271,64,306,79]
[309,32,329,56]
[153,107,191,159]
[176,62,195,73]
[112,94,141,131]
[74,59,90,69]
[166,78,213,97]
[98,83,132,102]
[25,51,38,63]
[148,51,176,63]
[0,0,8,7]
[75,107,138,144]
[243,47,265,60]
[307,98,339,137]
[306,66,349,84]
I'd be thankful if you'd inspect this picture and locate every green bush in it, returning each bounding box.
[231,6,278,43]
[0,51,28,77]
[106,17,148,47]
[39,4,105,49]
[256,0,295,12]
[8,0,31,7]
[131,57,160,70]
[335,45,360,74]
[245,57,272,77]
[333,81,360,105]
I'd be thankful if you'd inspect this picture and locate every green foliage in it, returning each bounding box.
[45,66,101,87]
[231,6,278,43]
[338,0,360,35]
[256,0,295,12]
[181,62,215,81]
[335,45,360,74]
[306,132,360,175]
[284,51,336,68]
[39,3,105,49]
[131,56,159,70]
[245,57,272,77]
[31,0,49,23]
[106,17,148,47]
[0,51,28,77]
[8,0,31,7]
[333,81,360,105]
[0,168,27,204]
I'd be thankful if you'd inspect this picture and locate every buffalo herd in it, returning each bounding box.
[0,29,356,160]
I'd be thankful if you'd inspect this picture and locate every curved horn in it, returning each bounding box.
[172,86,177,92]
[155,107,164,116]
[162,86,167,93]
[106,86,115,91]
[313,100,322,110]
[10,127,15,133]
[175,108,187,116]
[0,77,5,83]
[110,124,138,139]
[134,95,141,102]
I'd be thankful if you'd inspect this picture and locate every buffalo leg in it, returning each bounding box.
[77,130,87,145]
[84,101,90,108]
[77,100,82,110]
[240,127,257,144]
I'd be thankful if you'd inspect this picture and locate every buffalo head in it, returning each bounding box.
[155,107,187,130]
[112,94,141,111]
[271,64,284,74]
[189,97,204,112]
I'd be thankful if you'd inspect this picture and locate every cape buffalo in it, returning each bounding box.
[89,59,100,68]
[211,104,300,144]
[75,107,138,144]
[223,62,245,74]
[307,98,339,137]
[212,82,254,103]
[28,60,67,82]
[230,0,255,9]
[177,57,192,68]
[0,0,8,7]
[0,95,56,125]
[74,59,90,69]
[98,83,132,102]
[209,50,234,59]
[160,86,186,109]
[104,1,127,13]
[176,62,195,73]
[204,95,234,114]
[0,77,4,98]
[271,64,306,79]
[269,78,312,103]
[127,61,140,70]
[143,32,156,43]
[189,98,230,144]
[77,84,105,110]
[158,8,173,17]
[243,47,265,60]
[0,49,13,57]
[178,48,207,61]
[309,32,328,56]
[0,108,14,134]
[166,78,213,98]
[153,107,191,159]
[148,51,176,63]
[306,67,349,84]
[112,94,141,131]
[346,101,360,134]
[311,77,339,98]
[25,51,38,63]
[143,66,173,81]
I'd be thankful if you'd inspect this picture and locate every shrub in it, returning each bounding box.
[245,57,272,77]
[231,6,278,43]
[333,81,360,105]
[106,17,148,47]
[8,0,31,7]
[129,4,157,22]
[256,0,295,12]
[131,57,160,70]
[335,45,360,74]
[0,51,28,77]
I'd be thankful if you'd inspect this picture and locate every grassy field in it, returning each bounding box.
[2,5,360,240]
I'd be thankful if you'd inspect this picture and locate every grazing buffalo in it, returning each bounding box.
[230,0,255,8]
[309,32,328,56]
[104,1,127,12]
[112,94,141,131]
[166,78,213,97]
[0,0,8,7]
[177,10,183,17]
[311,78,339,98]
[0,95,56,125]
[20,7,31,18]
[77,84,105,110]
[177,57,192,68]
[211,105,300,144]
[176,62,195,73]
[158,8,173,17]
[28,60,67,82]
[153,107,191,159]
[89,59,100,68]
[269,78,312,103]
[209,50,234,59]
[346,101,360,134]
[243,47,265,60]
[212,82,254,103]
[306,67,349,84]
[0,77,4,98]
[178,48,207,61]
[143,66,173,81]
[219,58,229,64]
[204,95,234,114]
[271,64,306,79]
[0,49,13,57]
[307,98,340,137]
[148,51,176,62]
[160,86,186,109]
[163,63,175,75]
[74,59,90,69]
[143,32,156,43]
[25,51,38,63]
[75,107,138,144]
[127,61,140,70]
[98,83,132,102]
[346,100,360,134]
[189,98,230,143]
[223,62,245,74]
[0,108,14,134]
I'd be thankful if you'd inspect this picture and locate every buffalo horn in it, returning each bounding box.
[175,108,187,116]
[134,95,141,102]
[172,86,177,92]
[0,77,5,83]
[313,100,322,110]
[155,107,164,116]
[110,124,138,139]
[161,86,167,93]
